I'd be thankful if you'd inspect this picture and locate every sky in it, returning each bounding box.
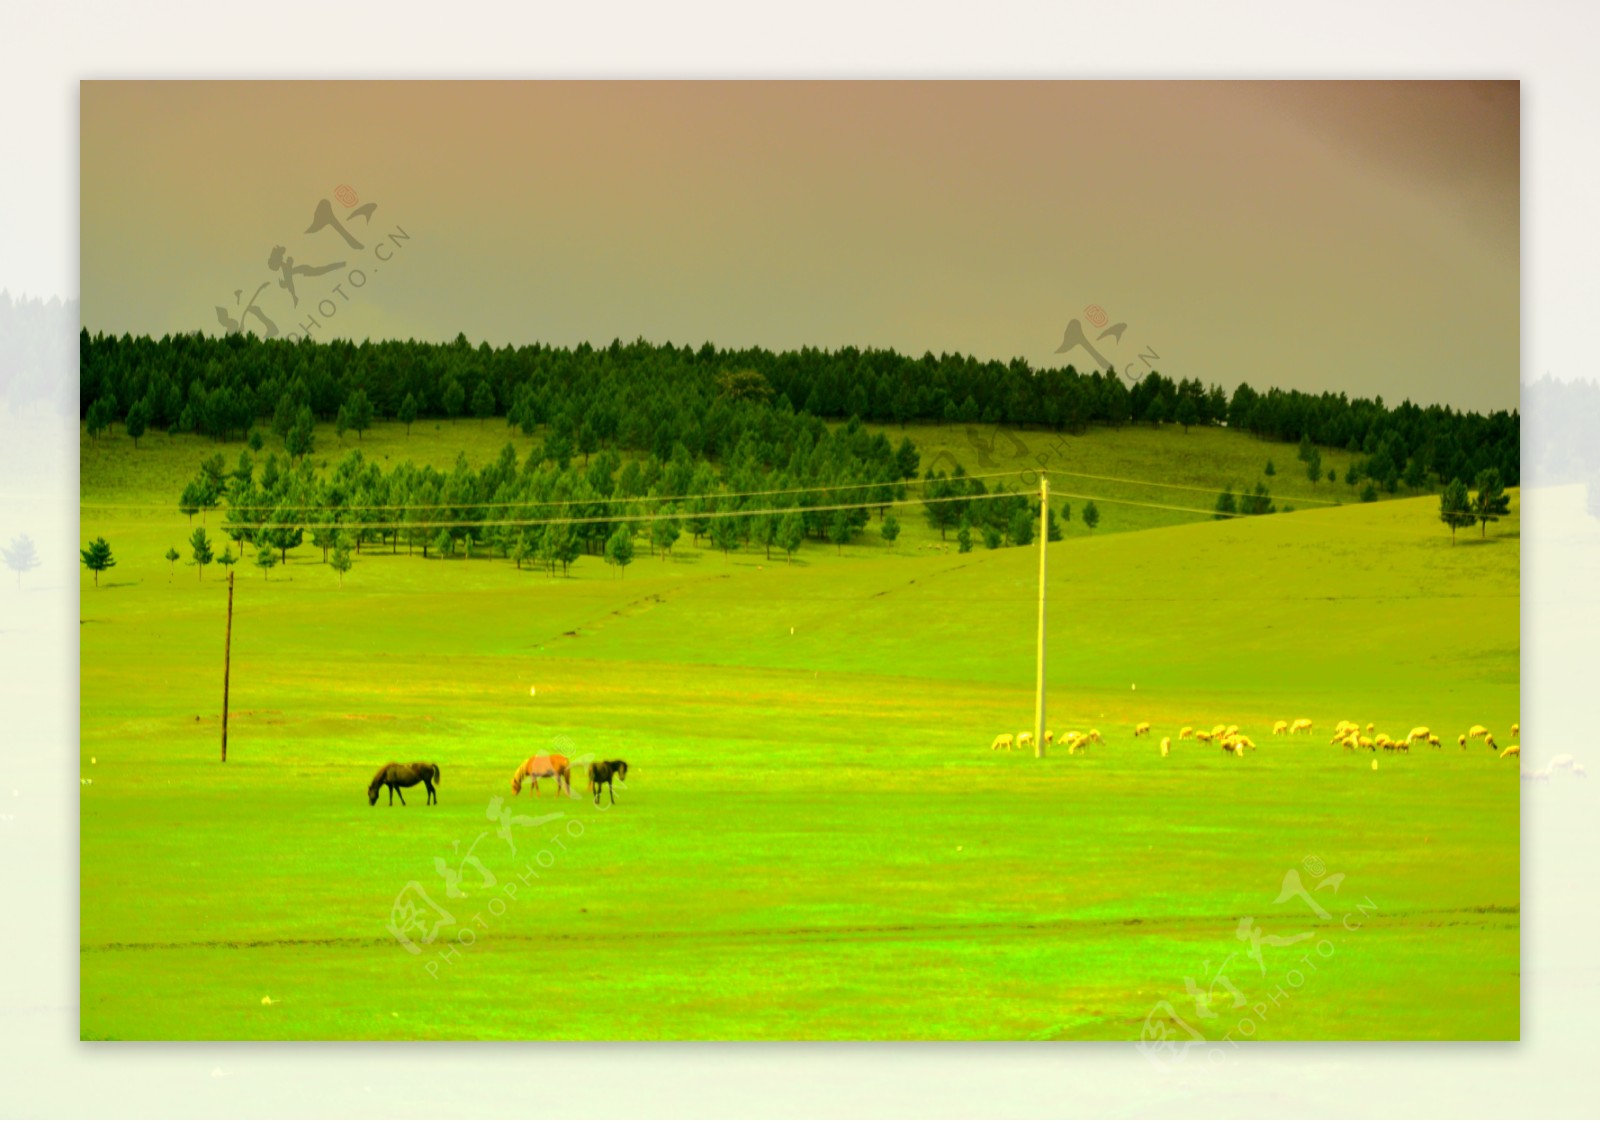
[80,80,1519,412]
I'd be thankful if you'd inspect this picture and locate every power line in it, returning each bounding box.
[180,487,1250,533]
[76,469,1029,514]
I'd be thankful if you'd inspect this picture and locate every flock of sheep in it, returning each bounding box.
[989,717,1534,764]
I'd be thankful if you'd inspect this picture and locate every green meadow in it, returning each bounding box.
[79,421,1519,1040]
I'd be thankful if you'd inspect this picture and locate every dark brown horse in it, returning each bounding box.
[511,753,572,797]
[588,759,628,805]
[368,762,440,806]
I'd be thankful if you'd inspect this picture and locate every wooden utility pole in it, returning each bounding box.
[1035,474,1049,758]
[221,568,235,762]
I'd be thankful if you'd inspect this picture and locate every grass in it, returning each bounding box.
[79,420,1519,1040]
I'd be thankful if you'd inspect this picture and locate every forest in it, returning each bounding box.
[78,330,1522,498]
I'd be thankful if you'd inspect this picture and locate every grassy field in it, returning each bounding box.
[79,421,1519,1040]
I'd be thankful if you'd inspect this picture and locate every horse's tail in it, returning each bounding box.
[511,763,523,795]
[431,764,441,786]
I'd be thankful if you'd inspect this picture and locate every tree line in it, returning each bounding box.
[78,331,1518,487]
[173,414,932,574]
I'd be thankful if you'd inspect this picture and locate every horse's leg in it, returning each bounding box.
[397,785,407,806]
[388,784,394,806]
[609,779,616,805]
[425,779,435,804]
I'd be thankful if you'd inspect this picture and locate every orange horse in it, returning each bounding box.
[511,753,572,797]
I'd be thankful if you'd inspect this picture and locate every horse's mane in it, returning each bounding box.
[369,762,395,793]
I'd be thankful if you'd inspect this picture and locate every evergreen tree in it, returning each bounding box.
[80,537,116,587]
[2,534,40,589]
[1472,467,1510,538]
[330,533,354,586]
[651,513,682,559]
[1439,478,1475,544]
[778,512,804,564]
[605,525,635,576]
[189,526,214,580]
[880,512,901,548]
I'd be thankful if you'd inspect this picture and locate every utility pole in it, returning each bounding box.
[1035,473,1049,758]
[221,568,234,762]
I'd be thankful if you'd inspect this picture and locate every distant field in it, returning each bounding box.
[79,421,1519,1040]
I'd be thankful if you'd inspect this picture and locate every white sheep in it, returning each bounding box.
[990,734,1014,752]
[1427,734,1441,748]
[1499,744,1520,759]
[1407,726,1430,744]
[1511,722,1520,739]
[1291,718,1313,735]
[1483,733,1498,751]
[1274,721,1290,736]
[1195,730,1213,743]
[1134,722,1151,738]
[1017,731,1034,750]
[1458,734,1467,749]
[1160,736,1171,757]
[1179,727,1195,740]
[1469,724,1490,740]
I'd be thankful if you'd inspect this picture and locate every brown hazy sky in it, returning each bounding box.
[80,81,1519,412]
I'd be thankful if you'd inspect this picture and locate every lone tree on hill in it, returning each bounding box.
[255,544,278,580]
[1439,478,1475,544]
[880,512,900,548]
[164,546,180,578]
[3,534,40,589]
[80,537,116,587]
[1473,467,1511,538]
[1082,500,1100,531]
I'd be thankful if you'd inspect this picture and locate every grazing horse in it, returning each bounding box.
[588,759,628,805]
[368,762,440,806]
[511,753,572,797]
